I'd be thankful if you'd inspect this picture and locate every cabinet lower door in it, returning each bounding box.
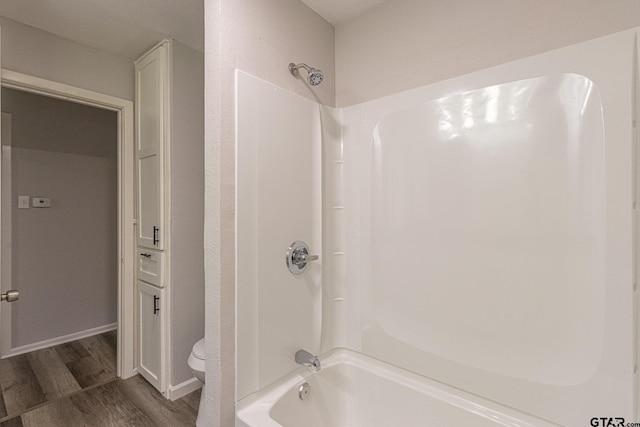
[138,280,164,391]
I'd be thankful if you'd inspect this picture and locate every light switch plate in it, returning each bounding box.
[18,196,30,209]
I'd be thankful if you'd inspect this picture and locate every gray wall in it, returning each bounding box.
[2,88,118,348]
[170,40,205,386]
[0,17,134,101]
[2,88,117,157]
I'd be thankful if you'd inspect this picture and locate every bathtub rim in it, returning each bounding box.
[235,347,561,427]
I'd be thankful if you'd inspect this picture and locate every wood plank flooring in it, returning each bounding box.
[0,331,200,426]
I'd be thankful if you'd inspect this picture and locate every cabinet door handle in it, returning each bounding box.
[140,253,152,258]
[153,226,159,246]
[153,295,160,315]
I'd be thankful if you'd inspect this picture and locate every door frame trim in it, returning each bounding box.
[0,69,136,379]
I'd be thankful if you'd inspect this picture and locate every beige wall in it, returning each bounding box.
[1,17,134,101]
[204,0,334,425]
[3,90,117,348]
[335,0,640,106]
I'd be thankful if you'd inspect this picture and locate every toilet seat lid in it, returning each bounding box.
[193,338,205,360]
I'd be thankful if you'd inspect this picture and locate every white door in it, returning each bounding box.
[137,280,164,390]
[0,26,19,355]
[1,110,18,358]
[0,27,9,357]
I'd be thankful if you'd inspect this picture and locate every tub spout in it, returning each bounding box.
[295,349,321,372]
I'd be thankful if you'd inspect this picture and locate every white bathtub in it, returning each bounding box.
[236,349,559,427]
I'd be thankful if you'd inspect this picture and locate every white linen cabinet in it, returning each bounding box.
[134,38,204,399]
[135,40,171,393]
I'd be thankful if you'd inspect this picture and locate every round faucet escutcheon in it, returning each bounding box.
[286,241,319,275]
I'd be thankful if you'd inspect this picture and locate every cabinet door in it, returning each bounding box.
[136,43,167,249]
[138,280,164,391]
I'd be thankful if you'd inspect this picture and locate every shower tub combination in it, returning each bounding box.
[235,28,640,427]
[236,349,557,426]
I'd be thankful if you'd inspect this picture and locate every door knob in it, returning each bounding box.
[1,290,19,303]
[286,241,319,275]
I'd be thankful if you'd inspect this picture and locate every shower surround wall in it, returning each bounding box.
[236,28,640,426]
[338,38,634,426]
[236,71,323,401]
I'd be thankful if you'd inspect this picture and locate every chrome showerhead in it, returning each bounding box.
[289,62,324,86]
[307,68,323,86]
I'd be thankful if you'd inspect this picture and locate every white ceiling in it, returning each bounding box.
[0,0,385,60]
[300,0,388,25]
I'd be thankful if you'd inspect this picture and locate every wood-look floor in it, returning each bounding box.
[0,331,200,426]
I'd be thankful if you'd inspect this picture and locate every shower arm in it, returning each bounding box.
[289,63,311,76]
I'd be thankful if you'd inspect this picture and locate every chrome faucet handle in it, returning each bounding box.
[293,252,318,264]
[286,241,319,275]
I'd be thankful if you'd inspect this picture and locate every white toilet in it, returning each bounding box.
[188,338,206,426]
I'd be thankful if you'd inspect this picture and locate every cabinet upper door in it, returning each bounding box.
[136,42,168,249]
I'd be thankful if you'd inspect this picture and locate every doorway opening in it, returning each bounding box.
[0,70,135,380]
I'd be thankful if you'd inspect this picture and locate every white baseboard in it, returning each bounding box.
[167,376,203,401]
[2,323,117,359]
